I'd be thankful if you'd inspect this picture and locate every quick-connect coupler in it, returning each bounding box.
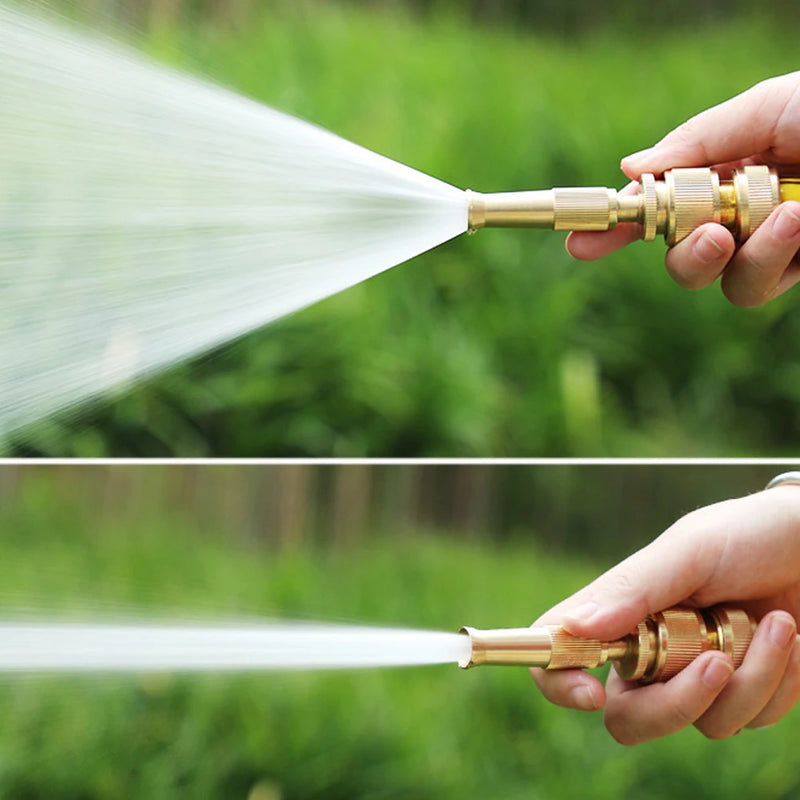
[467,166,800,246]
[459,605,755,684]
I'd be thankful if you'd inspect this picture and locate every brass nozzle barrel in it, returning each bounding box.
[459,605,755,684]
[468,166,799,246]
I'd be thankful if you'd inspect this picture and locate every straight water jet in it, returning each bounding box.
[0,620,471,672]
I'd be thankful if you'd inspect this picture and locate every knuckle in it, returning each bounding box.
[721,275,768,308]
[668,266,705,291]
[664,695,699,731]
[664,229,730,290]
[603,708,641,747]
[530,669,578,709]
[529,667,556,697]
[603,571,649,619]
[746,709,780,731]
[664,256,698,289]
[750,75,781,101]
[737,250,770,283]
[607,570,636,597]
[660,116,711,164]
[607,727,638,747]
[774,653,800,713]
[694,718,738,740]
[751,73,795,107]
[668,118,701,149]
[787,653,800,698]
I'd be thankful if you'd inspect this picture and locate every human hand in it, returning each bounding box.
[530,484,800,744]
[567,72,800,306]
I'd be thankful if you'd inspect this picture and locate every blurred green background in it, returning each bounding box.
[6,0,800,456]
[0,462,797,799]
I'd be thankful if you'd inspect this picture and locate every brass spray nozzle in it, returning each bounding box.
[459,605,755,684]
[467,166,800,246]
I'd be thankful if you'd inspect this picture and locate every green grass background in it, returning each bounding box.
[7,3,800,456]
[1,468,799,799]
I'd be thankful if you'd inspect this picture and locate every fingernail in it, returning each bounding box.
[702,656,734,690]
[571,685,598,711]
[693,231,726,263]
[562,602,599,625]
[769,615,796,649]
[773,204,800,241]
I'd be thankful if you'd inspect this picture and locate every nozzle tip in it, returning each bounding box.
[465,190,486,233]
[458,626,475,669]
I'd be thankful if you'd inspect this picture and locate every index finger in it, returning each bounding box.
[622,72,800,178]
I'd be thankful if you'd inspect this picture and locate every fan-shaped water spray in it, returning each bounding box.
[0,3,468,436]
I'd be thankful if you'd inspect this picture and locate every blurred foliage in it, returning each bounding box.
[64,0,800,37]
[6,3,800,455]
[1,467,800,799]
[369,0,800,35]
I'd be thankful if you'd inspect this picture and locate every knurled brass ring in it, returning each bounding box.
[618,620,652,681]
[640,173,657,241]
